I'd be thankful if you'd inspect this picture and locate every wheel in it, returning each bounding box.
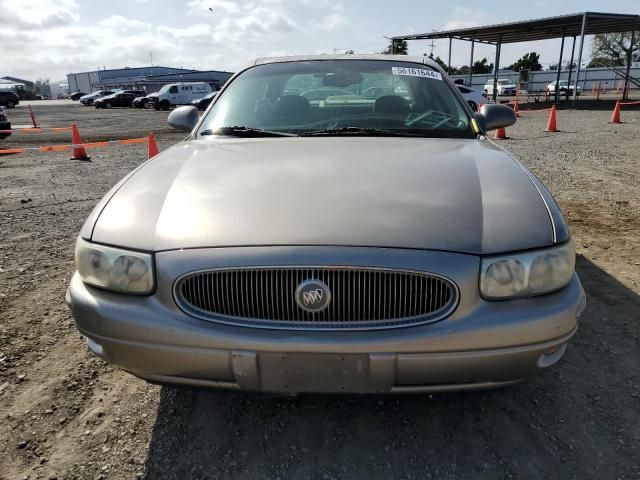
[468,101,478,112]
[160,100,170,111]
[105,102,112,109]
[87,100,93,106]
[153,103,160,111]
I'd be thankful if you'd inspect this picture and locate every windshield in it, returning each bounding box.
[198,60,474,138]
[497,80,511,85]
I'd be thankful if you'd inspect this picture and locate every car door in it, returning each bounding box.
[120,94,131,106]
[168,85,179,105]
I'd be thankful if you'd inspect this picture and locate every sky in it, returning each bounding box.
[1,0,638,82]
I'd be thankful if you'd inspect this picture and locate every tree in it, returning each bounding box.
[587,56,624,68]
[425,53,448,71]
[34,78,51,97]
[591,31,639,66]
[472,57,493,74]
[382,39,408,55]
[509,52,542,72]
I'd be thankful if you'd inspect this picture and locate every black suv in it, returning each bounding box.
[0,108,11,139]
[0,91,20,108]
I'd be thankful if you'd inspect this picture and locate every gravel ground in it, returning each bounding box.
[0,100,639,480]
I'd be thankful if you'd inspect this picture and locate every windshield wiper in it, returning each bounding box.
[200,126,297,137]
[300,127,424,137]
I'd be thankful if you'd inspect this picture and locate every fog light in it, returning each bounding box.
[537,343,567,368]
[85,337,104,356]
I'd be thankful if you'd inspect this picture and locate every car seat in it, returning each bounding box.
[373,95,411,116]
[273,95,310,124]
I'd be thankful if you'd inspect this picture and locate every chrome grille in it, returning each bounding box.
[174,267,458,330]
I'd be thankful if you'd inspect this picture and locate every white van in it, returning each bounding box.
[151,82,212,110]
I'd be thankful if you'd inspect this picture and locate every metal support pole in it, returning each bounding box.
[572,13,587,105]
[468,38,475,88]
[554,34,565,105]
[448,37,452,75]
[492,37,502,103]
[391,39,396,55]
[623,29,636,100]
[565,36,576,101]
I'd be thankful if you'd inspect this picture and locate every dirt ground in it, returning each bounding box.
[0,100,639,480]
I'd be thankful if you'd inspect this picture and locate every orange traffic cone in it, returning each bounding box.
[545,105,558,132]
[609,101,622,124]
[494,127,508,140]
[28,104,38,128]
[513,99,520,117]
[70,123,90,160]
[147,132,159,159]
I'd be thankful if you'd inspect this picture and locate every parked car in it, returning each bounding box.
[457,85,488,111]
[132,92,157,109]
[0,91,20,108]
[67,55,585,394]
[121,89,146,97]
[148,82,212,111]
[484,79,517,96]
[546,80,581,95]
[0,107,11,139]
[70,92,87,101]
[79,90,114,106]
[94,92,138,109]
[190,91,217,110]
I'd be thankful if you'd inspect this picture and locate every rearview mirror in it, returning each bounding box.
[167,106,199,131]
[476,104,516,132]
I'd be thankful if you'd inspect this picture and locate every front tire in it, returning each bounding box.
[160,100,170,111]
[6,101,15,108]
[105,102,112,109]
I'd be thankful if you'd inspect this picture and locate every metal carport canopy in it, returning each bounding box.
[393,12,640,104]
[391,12,640,44]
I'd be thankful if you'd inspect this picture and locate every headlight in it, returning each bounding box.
[480,241,575,300]
[75,237,154,294]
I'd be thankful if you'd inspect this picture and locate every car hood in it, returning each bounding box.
[88,137,560,255]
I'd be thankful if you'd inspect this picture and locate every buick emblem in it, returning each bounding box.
[295,279,332,313]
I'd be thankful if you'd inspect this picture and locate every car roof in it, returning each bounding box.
[250,54,443,71]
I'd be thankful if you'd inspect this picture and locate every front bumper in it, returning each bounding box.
[66,246,586,393]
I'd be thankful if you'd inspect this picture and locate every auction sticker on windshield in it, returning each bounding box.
[392,67,442,80]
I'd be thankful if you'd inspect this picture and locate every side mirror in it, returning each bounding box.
[476,104,516,131]
[167,106,199,131]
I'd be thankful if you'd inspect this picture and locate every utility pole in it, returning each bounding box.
[428,37,436,56]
